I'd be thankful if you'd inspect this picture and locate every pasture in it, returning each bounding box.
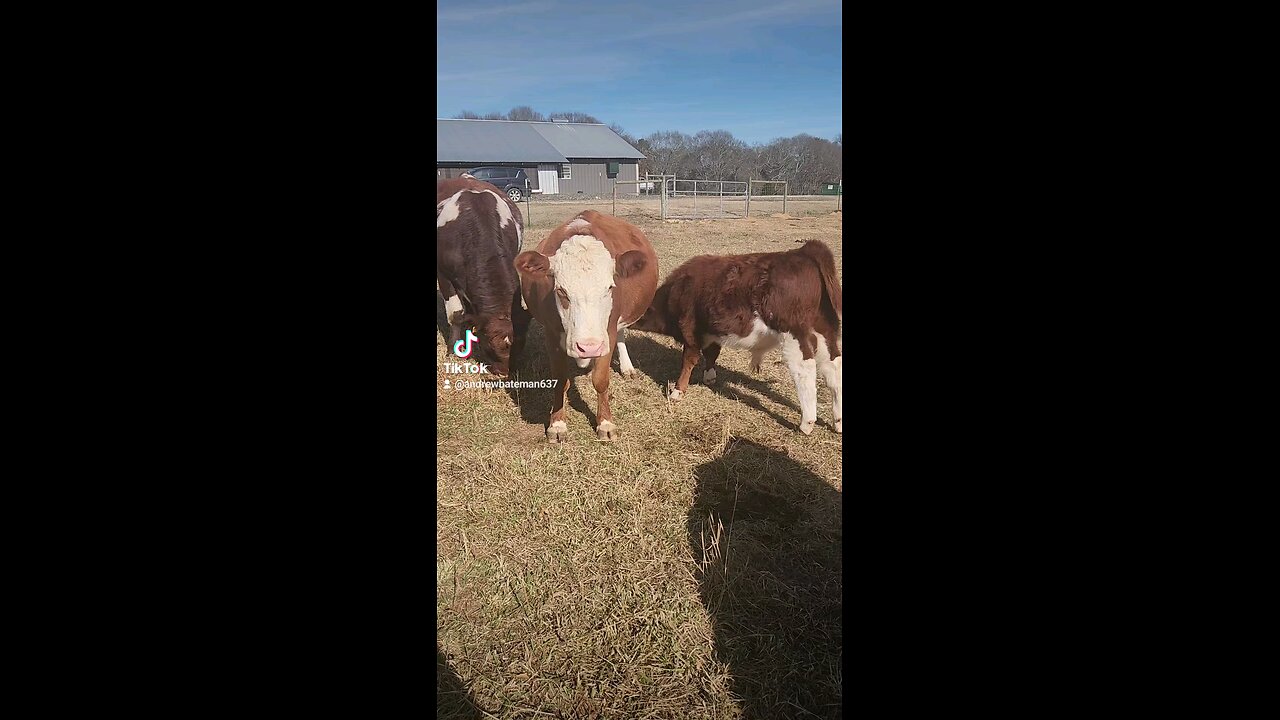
[436,197,843,719]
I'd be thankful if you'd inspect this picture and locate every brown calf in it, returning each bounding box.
[631,240,842,434]
[514,211,658,442]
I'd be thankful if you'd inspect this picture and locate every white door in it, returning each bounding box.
[538,164,560,195]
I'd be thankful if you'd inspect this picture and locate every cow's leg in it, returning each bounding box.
[748,335,779,374]
[545,336,571,444]
[438,275,465,351]
[591,346,618,441]
[670,342,702,401]
[616,329,638,379]
[814,328,842,434]
[702,342,722,385]
[510,289,531,369]
[780,329,819,435]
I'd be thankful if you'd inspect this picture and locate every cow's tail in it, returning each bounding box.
[799,240,841,321]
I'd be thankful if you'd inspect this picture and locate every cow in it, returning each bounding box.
[513,211,659,443]
[630,240,842,435]
[436,175,530,377]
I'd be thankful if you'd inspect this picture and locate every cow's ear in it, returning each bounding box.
[616,250,647,279]
[514,251,551,277]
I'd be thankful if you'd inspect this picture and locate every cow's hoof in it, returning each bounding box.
[596,420,618,441]
[546,420,568,444]
[835,419,843,434]
[620,367,639,379]
[748,362,761,374]
[703,368,717,385]
[669,388,683,402]
[799,420,816,435]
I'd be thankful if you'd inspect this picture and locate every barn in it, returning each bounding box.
[437,119,646,196]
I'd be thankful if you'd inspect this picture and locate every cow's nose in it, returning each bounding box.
[575,339,606,357]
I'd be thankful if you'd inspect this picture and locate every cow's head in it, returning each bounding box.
[515,237,647,359]
[472,315,515,377]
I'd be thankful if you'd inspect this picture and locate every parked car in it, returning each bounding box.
[468,167,531,202]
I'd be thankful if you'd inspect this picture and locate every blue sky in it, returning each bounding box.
[436,0,842,146]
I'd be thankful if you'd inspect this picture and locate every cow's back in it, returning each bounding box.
[661,246,833,337]
[436,177,524,316]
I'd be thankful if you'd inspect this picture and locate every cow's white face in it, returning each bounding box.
[547,236,615,358]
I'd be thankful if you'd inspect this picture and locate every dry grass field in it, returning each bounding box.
[437,197,843,719]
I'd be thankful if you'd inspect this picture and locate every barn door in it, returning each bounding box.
[538,164,559,195]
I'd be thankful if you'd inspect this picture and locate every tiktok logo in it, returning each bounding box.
[453,329,478,358]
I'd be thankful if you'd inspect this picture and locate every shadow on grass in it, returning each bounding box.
[690,438,842,719]
[622,332,804,425]
[505,321,655,433]
[437,643,482,719]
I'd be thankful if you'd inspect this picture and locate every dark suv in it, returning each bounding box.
[468,167,530,202]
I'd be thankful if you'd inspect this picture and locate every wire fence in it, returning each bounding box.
[515,176,840,226]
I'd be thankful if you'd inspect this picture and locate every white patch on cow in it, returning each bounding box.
[597,419,616,433]
[548,235,616,358]
[444,294,465,325]
[487,189,514,228]
[814,333,842,435]
[781,332,819,434]
[616,340,636,376]
[436,188,515,229]
[566,218,591,232]
[669,388,683,401]
[436,191,464,227]
[704,367,717,384]
[575,358,591,369]
[712,315,783,352]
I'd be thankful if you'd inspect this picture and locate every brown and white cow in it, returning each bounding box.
[437,175,530,377]
[631,240,842,435]
[514,211,658,442]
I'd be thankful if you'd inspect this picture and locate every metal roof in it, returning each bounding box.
[436,119,567,163]
[529,123,646,159]
[437,119,645,162]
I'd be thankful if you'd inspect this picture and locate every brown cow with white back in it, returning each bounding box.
[514,211,658,443]
[436,174,529,377]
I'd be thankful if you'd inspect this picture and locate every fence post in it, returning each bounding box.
[837,181,841,211]
[660,177,667,219]
[745,180,752,217]
[525,189,531,229]
[783,182,788,216]
[693,180,697,219]
[613,185,617,215]
[720,180,723,214]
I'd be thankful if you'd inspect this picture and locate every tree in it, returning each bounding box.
[550,111,601,123]
[506,106,545,122]
[642,131,693,177]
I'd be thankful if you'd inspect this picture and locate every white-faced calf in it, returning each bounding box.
[514,211,658,443]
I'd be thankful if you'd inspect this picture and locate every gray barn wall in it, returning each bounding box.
[555,161,639,197]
